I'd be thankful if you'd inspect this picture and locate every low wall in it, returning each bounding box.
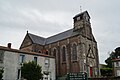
[89,77,120,80]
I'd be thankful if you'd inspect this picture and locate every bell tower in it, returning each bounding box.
[73,11,91,31]
[73,11,93,39]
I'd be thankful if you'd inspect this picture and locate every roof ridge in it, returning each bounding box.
[26,29,75,45]
[28,33,46,39]
[46,29,73,39]
[27,33,46,45]
[0,45,54,58]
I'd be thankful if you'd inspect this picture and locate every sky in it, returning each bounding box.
[0,0,120,64]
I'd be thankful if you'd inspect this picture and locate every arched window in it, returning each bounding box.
[38,50,41,53]
[72,43,77,60]
[62,46,66,62]
[53,49,57,57]
[45,50,49,55]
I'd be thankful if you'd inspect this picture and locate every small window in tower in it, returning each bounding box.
[77,17,80,21]
[74,18,77,22]
[86,16,89,21]
[80,15,83,20]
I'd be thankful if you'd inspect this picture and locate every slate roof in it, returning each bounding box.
[28,33,46,45]
[46,29,78,44]
[27,29,79,45]
[27,27,96,45]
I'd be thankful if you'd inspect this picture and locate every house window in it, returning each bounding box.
[19,55,25,63]
[39,50,41,53]
[45,59,49,68]
[34,57,37,64]
[72,43,77,60]
[0,50,4,63]
[116,62,119,67]
[62,46,66,62]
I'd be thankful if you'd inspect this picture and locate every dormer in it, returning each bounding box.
[73,11,90,31]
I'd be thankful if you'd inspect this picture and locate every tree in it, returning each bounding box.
[114,47,120,58]
[105,57,112,68]
[0,68,4,80]
[103,47,120,76]
[102,57,113,76]
[105,47,120,68]
[21,61,43,80]
[100,68,112,76]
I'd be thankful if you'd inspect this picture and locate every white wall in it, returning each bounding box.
[117,70,120,76]
[3,51,19,80]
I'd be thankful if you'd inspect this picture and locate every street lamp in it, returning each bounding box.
[44,59,50,80]
[83,53,88,80]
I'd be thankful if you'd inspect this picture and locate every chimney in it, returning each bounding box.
[7,43,11,48]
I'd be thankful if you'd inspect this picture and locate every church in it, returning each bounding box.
[20,11,99,78]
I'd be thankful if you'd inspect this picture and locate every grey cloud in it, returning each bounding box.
[0,0,120,64]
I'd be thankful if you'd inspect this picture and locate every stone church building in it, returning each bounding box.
[20,11,99,78]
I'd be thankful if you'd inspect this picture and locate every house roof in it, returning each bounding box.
[112,58,120,62]
[0,46,54,58]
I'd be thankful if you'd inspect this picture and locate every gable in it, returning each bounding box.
[20,33,33,49]
[28,33,46,45]
[87,47,95,59]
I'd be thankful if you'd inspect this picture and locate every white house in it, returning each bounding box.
[0,45,55,80]
[112,58,120,77]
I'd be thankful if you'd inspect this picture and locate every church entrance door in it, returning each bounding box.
[90,67,93,77]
